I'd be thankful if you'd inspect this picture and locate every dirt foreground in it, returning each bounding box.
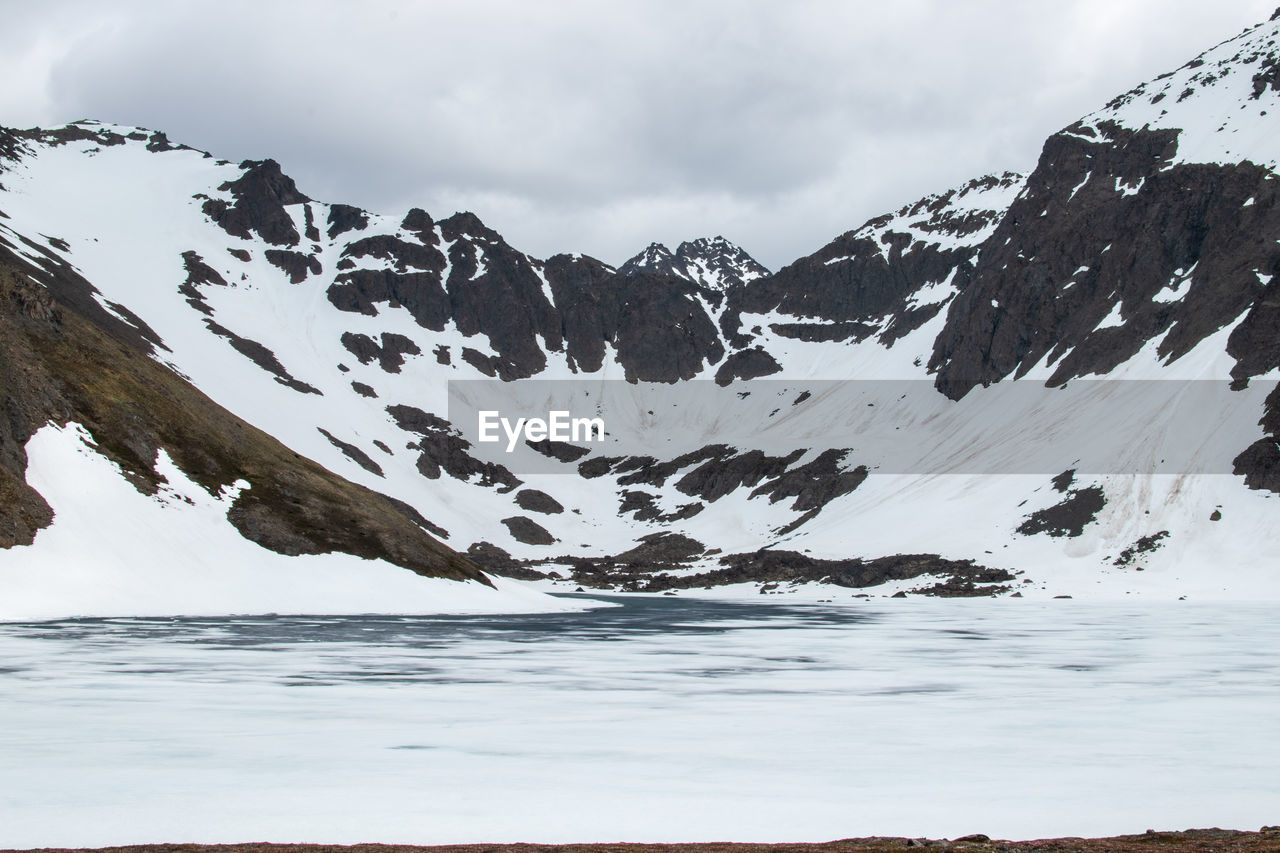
[7,830,1280,853]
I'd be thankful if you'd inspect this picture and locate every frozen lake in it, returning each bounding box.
[1,595,1278,847]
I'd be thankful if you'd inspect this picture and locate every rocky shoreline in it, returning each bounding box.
[7,829,1280,853]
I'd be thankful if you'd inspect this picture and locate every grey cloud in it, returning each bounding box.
[10,0,1279,268]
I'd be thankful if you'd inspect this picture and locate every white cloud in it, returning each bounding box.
[5,0,1276,267]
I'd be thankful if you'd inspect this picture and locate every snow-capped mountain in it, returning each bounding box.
[619,236,771,291]
[2,10,1280,616]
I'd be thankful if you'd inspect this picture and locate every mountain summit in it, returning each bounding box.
[619,236,770,290]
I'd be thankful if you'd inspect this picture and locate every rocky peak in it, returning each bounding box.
[440,211,502,244]
[202,159,311,247]
[618,242,682,278]
[620,235,769,290]
[1079,10,1280,171]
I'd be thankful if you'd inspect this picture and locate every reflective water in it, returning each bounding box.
[1,596,1277,846]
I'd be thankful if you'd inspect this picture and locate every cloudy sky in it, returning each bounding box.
[2,1,1275,269]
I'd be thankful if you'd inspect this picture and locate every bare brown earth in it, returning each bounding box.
[0,228,482,582]
[7,831,1280,853]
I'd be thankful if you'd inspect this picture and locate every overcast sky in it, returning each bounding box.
[1,1,1275,269]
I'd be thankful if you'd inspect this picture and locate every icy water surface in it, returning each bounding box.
[1,596,1278,846]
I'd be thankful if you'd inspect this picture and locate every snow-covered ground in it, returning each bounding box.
[0,596,1275,846]
[0,423,577,620]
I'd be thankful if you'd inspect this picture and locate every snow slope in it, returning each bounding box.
[0,423,580,620]
[1,9,1280,610]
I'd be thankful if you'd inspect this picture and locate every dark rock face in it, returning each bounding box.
[264,249,322,284]
[326,230,732,383]
[204,319,321,395]
[201,159,309,247]
[399,208,437,242]
[178,250,224,316]
[929,122,1280,398]
[536,254,727,382]
[552,543,1013,595]
[614,532,708,563]
[0,126,30,163]
[671,447,802,501]
[714,346,782,385]
[1114,530,1170,567]
[541,253,615,374]
[327,268,453,332]
[326,203,369,239]
[502,515,556,545]
[466,541,548,579]
[721,175,1019,349]
[317,427,383,477]
[302,203,319,242]
[460,347,497,376]
[1252,55,1280,99]
[440,213,560,381]
[1234,383,1280,491]
[340,331,422,373]
[609,272,725,382]
[526,438,591,462]
[325,226,451,334]
[320,209,737,384]
[744,224,958,327]
[1017,484,1107,538]
[878,300,947,347]
[341,234,445,273]
[515,489,564,514]
[386,403,521,492]
[750,449,868,512]
[328,211,561,381]
[768,320,877,343]
[714,550,1012,592]
[14,122,130,152]
[576,443,865,524]
[618,489,704,523]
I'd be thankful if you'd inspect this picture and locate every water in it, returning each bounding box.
[1,595,1277,846]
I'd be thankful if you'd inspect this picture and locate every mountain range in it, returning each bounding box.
[2,9,1279,616]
